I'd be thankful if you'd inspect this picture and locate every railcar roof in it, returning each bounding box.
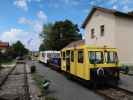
[61,40,117,50]
[40,51,60,53]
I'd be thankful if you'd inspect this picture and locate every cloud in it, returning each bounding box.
[14,0,43,11]
[1,10,47,50]
[0,28,41,50]
[18,17,31,24]
[112,5,117,9]
[14,0,28,11]
[18,10,47,35]
[37,10,47,21]
[0,28,28,43]
[63,0,80,6]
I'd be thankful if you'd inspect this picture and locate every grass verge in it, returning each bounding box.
[32,72,45,93]
[32,72,58,100]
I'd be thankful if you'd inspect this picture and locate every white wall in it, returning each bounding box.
[84,10,116,47]
[115,16,133,65]
[84,10,133,65]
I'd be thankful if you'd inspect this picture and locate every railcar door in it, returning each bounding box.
[76,49,85,79]
[66,50,70,72]
[70,50,76,75]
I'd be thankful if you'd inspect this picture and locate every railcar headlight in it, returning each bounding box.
[97,67,104,76]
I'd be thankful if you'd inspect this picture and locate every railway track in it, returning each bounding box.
[23,62,30,100]
[96,86,133,100]
[47,62,133,100]
[0,64,16,88]
[0,61,30,100]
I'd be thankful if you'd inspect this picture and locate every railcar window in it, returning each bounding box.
[61,52,63,57]
[42,53,45,57]
[63,52,65,60]
[89,51,103,64]
[47,53,52,58]
[66,50,70,59]
[78,50,83,63]
[107,52,118,63]
[52,53,60,58]
[71,51,74,62]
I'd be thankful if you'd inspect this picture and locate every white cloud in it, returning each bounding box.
[18,10,47,33]
[37,10,47,21]
[63,0,80,6]
[14,0,28,11]
[0,28,41,50]
[18,17,31,24]
[112,5,117,9]
[17,10,47,49]
[14,0,43,11]
[0,28,28,43]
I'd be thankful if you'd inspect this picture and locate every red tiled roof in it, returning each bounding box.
[0,41,9,49]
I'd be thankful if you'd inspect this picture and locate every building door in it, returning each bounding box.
[66,50,70,72]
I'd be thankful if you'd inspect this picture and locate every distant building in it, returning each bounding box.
[82,6,133,65]
[0,41,9,53]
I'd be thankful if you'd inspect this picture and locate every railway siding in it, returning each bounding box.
[0,62,30,100]
[0,64,16,87]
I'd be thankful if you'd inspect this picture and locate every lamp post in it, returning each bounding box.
[27,38,33,60]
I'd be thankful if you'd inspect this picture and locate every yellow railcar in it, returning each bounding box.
[61,41,120,85]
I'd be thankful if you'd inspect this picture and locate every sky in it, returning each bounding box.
[0,0,133,51]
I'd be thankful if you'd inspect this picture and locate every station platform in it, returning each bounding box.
[118,74,133,92]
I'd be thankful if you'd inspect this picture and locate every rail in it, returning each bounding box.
[23,62,31,100]
[0,65,16,87]
[95,86,133,100]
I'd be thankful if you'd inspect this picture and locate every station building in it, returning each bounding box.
[0,41,9,53]
[82,6,133,65]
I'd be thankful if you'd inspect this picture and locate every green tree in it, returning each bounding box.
[40,20,82,50]
[11,41,28,57]
[39,23,53,51]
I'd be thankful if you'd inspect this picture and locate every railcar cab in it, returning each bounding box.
[61,45,120,84]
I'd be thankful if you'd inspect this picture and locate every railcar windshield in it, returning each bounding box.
[104,51,118,63]
[89,51,103,64]
[47,53,60,58]
[89,51,118,64]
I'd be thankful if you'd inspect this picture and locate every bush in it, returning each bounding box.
[120,65,129,74]
[31,65,36,73]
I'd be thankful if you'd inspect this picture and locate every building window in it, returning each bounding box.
[78,50,84,63]
[91,28,95,39]
[71,51,74,62]
[100,25,104,36]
